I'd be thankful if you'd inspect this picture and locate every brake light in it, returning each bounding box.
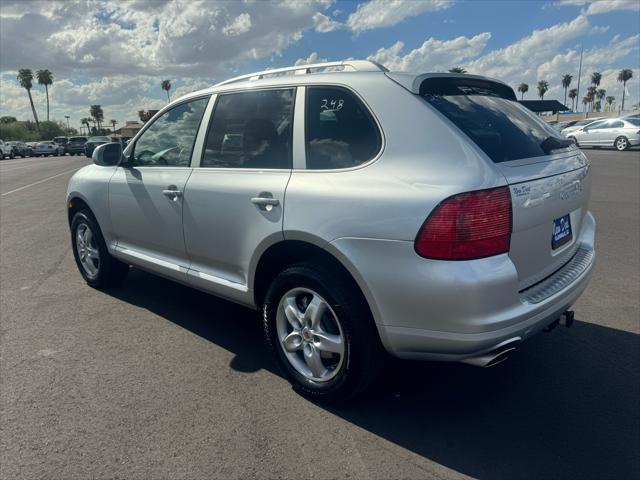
[415,186,512,260]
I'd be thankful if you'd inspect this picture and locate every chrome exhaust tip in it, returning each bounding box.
[460,338,521,368]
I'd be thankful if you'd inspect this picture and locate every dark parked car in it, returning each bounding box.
[84,136,111,157]
[6,141,34,157]
[66,136,88,155]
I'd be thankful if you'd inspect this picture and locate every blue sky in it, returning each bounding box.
[1,0,638,129]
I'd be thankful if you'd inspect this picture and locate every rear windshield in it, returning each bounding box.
[88,136,110,142]
[421,81,573,163]
[69,137,87,142]
[626,118,640,126]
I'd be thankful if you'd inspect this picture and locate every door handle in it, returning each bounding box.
[162,185,183,200]
[251,193,279,211]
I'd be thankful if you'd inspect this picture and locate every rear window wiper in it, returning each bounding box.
[540,136,573,154]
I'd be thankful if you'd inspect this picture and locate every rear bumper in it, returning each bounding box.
[329,211,596,361]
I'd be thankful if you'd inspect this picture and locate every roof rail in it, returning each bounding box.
[215,60,388,88]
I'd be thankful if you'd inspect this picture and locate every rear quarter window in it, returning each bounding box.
[305,86,381,169]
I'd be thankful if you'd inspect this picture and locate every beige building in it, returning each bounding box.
[117,121,143,139]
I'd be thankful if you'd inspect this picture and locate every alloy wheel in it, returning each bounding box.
[276,288,345,382]
[76,223,100,279]
[616,137,628,151]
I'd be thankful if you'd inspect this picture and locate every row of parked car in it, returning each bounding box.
[550,113,640,151]
[0,136,128,159]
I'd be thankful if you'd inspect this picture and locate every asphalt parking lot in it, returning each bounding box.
[1,149,638,480]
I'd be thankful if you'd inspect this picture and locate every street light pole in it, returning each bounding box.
[64,115,70,134]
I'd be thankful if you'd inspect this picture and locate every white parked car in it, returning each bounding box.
[566,117,640,150]
[0,139,14,159]
[560,118,604,135]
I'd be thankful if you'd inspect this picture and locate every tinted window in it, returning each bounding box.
[69,137,87,143]
[627,118,640,126]
[423,92,572,163]
[202,89,294,169]
[586,120,607,130]
[132,97,209,167]
[306,86,381,169]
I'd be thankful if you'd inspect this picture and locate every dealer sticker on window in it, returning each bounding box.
[552,214,572,250]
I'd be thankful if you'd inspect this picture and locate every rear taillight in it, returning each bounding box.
[414,186,512,260]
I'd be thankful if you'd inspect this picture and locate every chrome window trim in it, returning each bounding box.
[292,86,307,170]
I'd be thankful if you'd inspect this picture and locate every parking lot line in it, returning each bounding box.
[1,168,80,196]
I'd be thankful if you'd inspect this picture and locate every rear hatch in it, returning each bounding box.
[417,75,591,290]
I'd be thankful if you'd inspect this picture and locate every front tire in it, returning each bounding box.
[263,262,383,402]
[71,210,129,288]
[615,136,630,151]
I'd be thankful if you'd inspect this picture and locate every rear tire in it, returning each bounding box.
[71,210,129,288]
[615,136,630,151]
[263,262,383,403]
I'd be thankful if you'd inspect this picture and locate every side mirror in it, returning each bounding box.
[93,142,123,166]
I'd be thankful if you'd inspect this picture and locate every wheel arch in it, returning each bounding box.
[67,194,92,226]
[252,238,378,325]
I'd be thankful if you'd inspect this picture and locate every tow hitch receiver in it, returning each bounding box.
[543,310,575,333]
[559,310,575,328]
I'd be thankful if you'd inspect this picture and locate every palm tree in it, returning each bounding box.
[36,69,53,122]
[537,80,549,100]
[138,110,146,123]
[593,100,601,112]
[17,69,39,128]
[90,105,104,132]
[81,117,91,135]
[518,83,529,100]
[110,119,118,135]
[590,72,602,88]
[161,79,172,101]
[605,96,615,112]
[617,69,633,111]
[561,74,572,108]
[587,86,597,111]
[582,96,589,112]
[596,89,606,107]
[568,88,578,111]
[448,67,467,74]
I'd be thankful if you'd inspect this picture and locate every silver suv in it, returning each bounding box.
[67,60,596,401]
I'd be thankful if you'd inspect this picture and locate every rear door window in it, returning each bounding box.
[202,89,294,169]
[305,86,381,169]
[421,78,573,163]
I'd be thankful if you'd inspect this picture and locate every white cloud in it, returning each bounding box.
[585,0,640,15]
[368,33,491,72]
[346,0,453,32]
[0,0,332,78]
[466,15,593,81]
[313,12,341,32]
[555,0,640,15]
[294,52,329,66]
[222,13,252,36]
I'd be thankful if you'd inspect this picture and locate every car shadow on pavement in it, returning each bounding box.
[108,268,639,480]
